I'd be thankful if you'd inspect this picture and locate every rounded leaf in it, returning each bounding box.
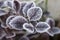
[46,18,55,27]
[23,23,34,33]
[6,15,16,28]
[23,2,36,17]
[9,16,28,30]
[47,27,60,36]
[27,7,43,21]
[35,22,50,33]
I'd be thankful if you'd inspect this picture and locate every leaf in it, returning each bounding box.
[23,2,36,17]
[27,7,43,21]
[14,0,20,12]
[47,27,60,36]
[9,16,28,30]
[6,15,16,29]
[0,9,7,16]
[0,1,4,7]
[4,0,13,8]
[46,18,55,27]
[35,22,50,33]
[23,23,34,33]
[19,2,27,16]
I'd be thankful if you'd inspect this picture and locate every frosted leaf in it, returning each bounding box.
[9,16,28,30]
[46,18,55,27]
[0,9,8,16]
[0,1,4,7]
[23,2,36,17]
[6,15,16,28]
[19,37,29,40]
[35,22,50,33]
[23,23,34,33]
[47,27,60,36]
[14,0,20,12]
[4,0,13,8]
[27,7,43,21]
[19,2,27,16]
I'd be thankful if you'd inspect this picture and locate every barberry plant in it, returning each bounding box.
[0,0,60,40]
